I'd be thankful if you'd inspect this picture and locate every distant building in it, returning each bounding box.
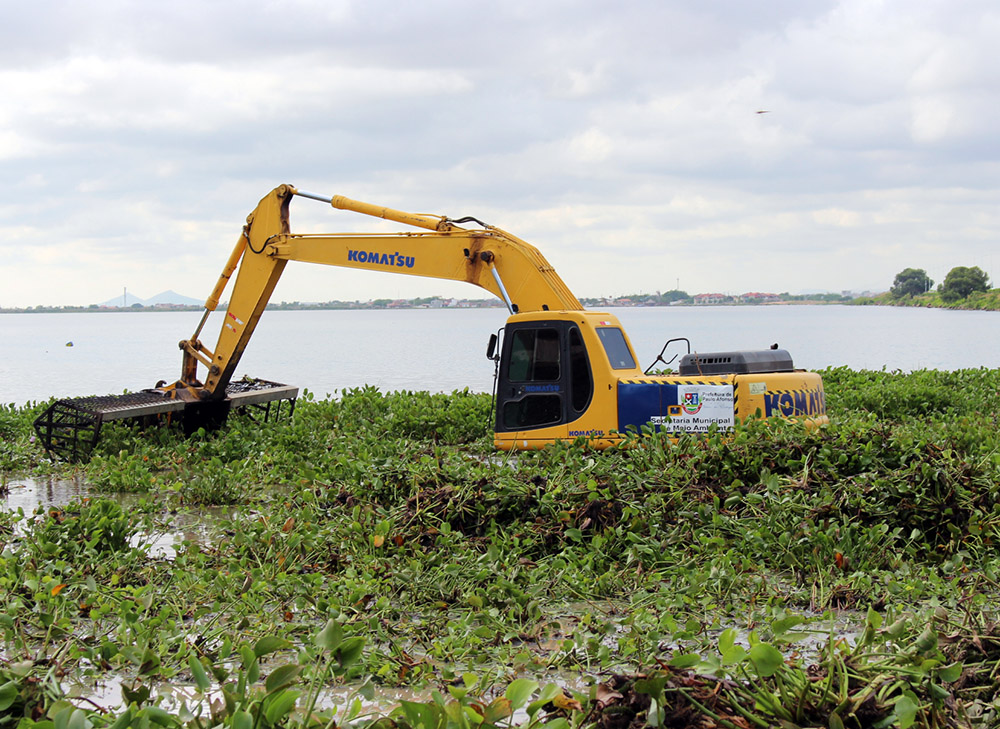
[737,292,780,303]
[693,293,732,305]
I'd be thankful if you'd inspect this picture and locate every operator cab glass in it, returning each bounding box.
[596,327,636,370]
[495,322,593,431]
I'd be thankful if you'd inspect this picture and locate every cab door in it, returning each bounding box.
[494,320,593,433]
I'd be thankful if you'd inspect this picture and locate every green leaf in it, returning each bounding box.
[358,677,375,701]
[335,637,365,669]
[718,628,736,655]
[0,681,18,712]
[895,694,918,729]
[316,619,343,652]
[634,675,668,697]
[770,614,805,638]
[722,645,747,665]
[254,635,293,658]
[232,709,253,729]
[265,663,303,694]
[107,707,134,729]
[667,653,700,669]
[866,606,883,630]
[748,643,784,677]
[143,706,175,727]
[927,682,950,701]
[913,627,937,654]
[938,662,963,682]
[443,701,466,728]
[504,678,538,710]
[120,683,151,707]
[66,709,92,729]
[264,689,301,724]
[885,618,908,638]
[188,655,211,693]
[239,644,256,670]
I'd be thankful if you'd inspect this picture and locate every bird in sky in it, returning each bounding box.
[756,110,770,114]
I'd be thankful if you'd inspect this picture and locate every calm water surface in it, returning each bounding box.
[2,305,998,407]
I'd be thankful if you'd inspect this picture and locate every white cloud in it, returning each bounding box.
[0,0,998,307]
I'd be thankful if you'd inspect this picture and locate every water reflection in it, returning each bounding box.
[2,475,90,513]
[0,476,218,559]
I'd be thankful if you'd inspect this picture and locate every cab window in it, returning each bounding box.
[506,328,561,382]
[596,327,636,370]
[502,395,561,428]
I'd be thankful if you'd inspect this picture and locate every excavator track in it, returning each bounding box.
[33,378,297,463]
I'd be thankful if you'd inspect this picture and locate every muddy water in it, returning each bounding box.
[65,674,441,718]
[2,474,90,512]
[65,662,598,719]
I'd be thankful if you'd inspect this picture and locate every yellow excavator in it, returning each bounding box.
[34,185,827,460]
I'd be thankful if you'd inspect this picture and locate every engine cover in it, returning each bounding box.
[678,349,794,375]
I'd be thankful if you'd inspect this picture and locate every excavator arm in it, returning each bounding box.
[177,184,583,400]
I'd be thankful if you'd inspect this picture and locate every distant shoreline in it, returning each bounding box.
[0,300,846,314]
[6,292,999,314]
[0,296,857,314]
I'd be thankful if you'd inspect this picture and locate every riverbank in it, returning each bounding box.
[854,288,1000,311]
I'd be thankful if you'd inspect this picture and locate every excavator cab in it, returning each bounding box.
[490,310,642,449]
[493,319,595,433]
[491,310,828,451]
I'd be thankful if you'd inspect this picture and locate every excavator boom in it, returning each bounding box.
[186,185,581,398]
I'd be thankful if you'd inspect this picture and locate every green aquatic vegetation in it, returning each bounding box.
[820,366,1000,420]
[6,371,1000,725]
[29,497,139,557]
[0,403,52,475]
[85,452,160,494]
[5,609,1000,728]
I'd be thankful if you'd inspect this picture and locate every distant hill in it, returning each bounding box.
[99,290,202,307]
[145,290,202,306]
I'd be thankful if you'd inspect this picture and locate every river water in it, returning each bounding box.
[2,304,998,407]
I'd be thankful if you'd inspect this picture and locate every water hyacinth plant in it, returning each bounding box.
[1,369,1000,726]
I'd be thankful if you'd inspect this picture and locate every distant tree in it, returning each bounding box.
[890,268,933,298]
[938,266,990,302]
[659,289,689,303]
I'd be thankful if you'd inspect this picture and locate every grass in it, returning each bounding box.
[3,370,1000,726]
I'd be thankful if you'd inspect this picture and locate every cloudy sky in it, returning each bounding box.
[3,0,998,307]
